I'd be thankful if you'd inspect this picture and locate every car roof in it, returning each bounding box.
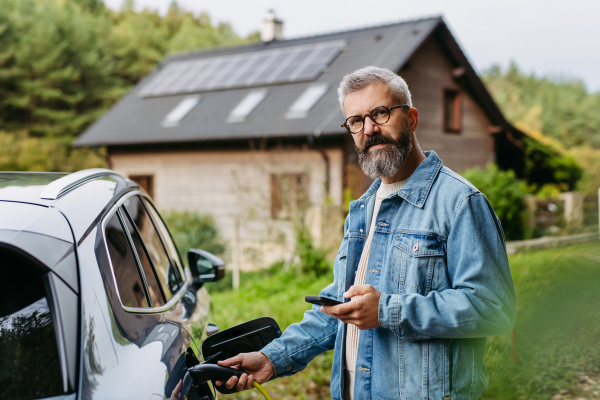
[0,169,140,292]
[1,168,139,254]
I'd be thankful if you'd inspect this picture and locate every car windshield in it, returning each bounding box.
[0,248,63,400]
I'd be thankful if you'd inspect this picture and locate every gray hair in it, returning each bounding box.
[337,66,412,111]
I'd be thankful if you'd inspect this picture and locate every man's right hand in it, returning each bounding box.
[215,352,275,392]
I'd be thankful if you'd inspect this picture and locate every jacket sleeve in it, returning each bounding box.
[378,192,517,340]
[260,219,349,377]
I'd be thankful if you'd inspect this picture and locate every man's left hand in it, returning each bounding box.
[321,285,382,330]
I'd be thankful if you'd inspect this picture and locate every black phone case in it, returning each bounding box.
[305,296,342,306]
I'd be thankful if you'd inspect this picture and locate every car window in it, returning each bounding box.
[121,207,166,307]
[105,212,149,308]
[0,249,63,400]
[124,196,180,300]
[141,197,186,285]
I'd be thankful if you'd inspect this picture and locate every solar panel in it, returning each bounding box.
[139,40,346,98]
[224,53,261,88]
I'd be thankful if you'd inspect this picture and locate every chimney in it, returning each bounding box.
[261,10,283,42]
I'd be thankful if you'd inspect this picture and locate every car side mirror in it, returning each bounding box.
[188,249,225,285]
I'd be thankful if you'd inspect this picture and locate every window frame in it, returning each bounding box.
[139,197,187,285]
[0,245,70,396]
[101,190,190,314]
[120,205,168,306]
[270,172,310,220]
[129,175,154,198]
[443,88,462,133]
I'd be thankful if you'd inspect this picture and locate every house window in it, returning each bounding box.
[129,175,154,198]
[271,173,310,219]
[443,89,462,133]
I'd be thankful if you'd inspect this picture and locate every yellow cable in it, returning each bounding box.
[251,381,273,400]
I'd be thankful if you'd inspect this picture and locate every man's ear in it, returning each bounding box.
[407,107,419,132]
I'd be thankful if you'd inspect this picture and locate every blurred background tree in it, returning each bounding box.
[483,62,600,149]
[482,63,600,196]
[0,0,258,172]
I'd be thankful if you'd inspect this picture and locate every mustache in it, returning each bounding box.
[359,133,397,153]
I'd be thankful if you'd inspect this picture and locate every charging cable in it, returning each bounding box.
[251,381,273,400]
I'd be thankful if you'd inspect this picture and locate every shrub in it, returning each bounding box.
[161,210,226,260]
[294,225,330,278]
[461,163,529,240]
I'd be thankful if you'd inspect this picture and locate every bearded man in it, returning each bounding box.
[216,66,517,400]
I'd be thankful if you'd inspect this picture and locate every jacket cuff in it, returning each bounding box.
[378,293,401,336]
[260,340,292,377]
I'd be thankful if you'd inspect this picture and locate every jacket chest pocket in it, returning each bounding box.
[390,233,444,295]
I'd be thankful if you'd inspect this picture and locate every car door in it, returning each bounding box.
[78,191,213,400]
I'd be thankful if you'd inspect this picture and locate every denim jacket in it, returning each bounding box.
[261,151,517,400]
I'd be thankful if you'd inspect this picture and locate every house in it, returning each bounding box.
[75,15,525,269]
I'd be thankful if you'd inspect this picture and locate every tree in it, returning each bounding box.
[0,0,259,172]
[483,62,600,149]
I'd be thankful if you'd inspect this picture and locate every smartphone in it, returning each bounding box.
[305,296,342,307]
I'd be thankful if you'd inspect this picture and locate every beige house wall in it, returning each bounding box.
[401,36,496,173]
[110,146,343,270]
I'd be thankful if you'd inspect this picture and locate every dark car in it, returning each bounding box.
[0,169,226,400]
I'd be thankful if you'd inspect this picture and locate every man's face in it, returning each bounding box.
[343,82,413,179]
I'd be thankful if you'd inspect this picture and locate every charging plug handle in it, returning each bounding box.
[188,364,245,386]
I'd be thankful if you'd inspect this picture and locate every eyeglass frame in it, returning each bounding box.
[341,104,410,134]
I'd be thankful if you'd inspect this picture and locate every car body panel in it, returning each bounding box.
[0,201,73,242]
[0,170,217,400]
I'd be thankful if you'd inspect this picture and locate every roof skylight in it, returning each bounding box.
[226,89,268,123]
[285,83,329,119]
[161,96,200,127]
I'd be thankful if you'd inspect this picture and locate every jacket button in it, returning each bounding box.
[360,229,363,232]
[412,244,419,251]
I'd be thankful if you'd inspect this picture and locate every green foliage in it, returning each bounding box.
[161,210,226,261]
[483,62,600,149]
[523,137,584,192]
[0,0,259,171]
[0,0,124,138]
[294,225,330,278]
[483,243,600,400]
[0,130,106,171]
[461,163,529,240]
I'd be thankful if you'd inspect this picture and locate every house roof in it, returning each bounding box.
[75,16,510,147]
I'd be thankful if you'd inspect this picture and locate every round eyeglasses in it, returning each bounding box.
[341,105,410,134]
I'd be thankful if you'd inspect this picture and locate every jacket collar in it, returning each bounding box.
[360,150,443,208]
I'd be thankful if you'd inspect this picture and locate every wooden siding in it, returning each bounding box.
[110,147,343,270]
[400,36,495,172]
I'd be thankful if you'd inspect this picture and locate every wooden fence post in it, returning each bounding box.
[233,217,240,290]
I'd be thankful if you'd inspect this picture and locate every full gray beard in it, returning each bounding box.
[357,122,412,180]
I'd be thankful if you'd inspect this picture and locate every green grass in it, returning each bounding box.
[196,243,600,399]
